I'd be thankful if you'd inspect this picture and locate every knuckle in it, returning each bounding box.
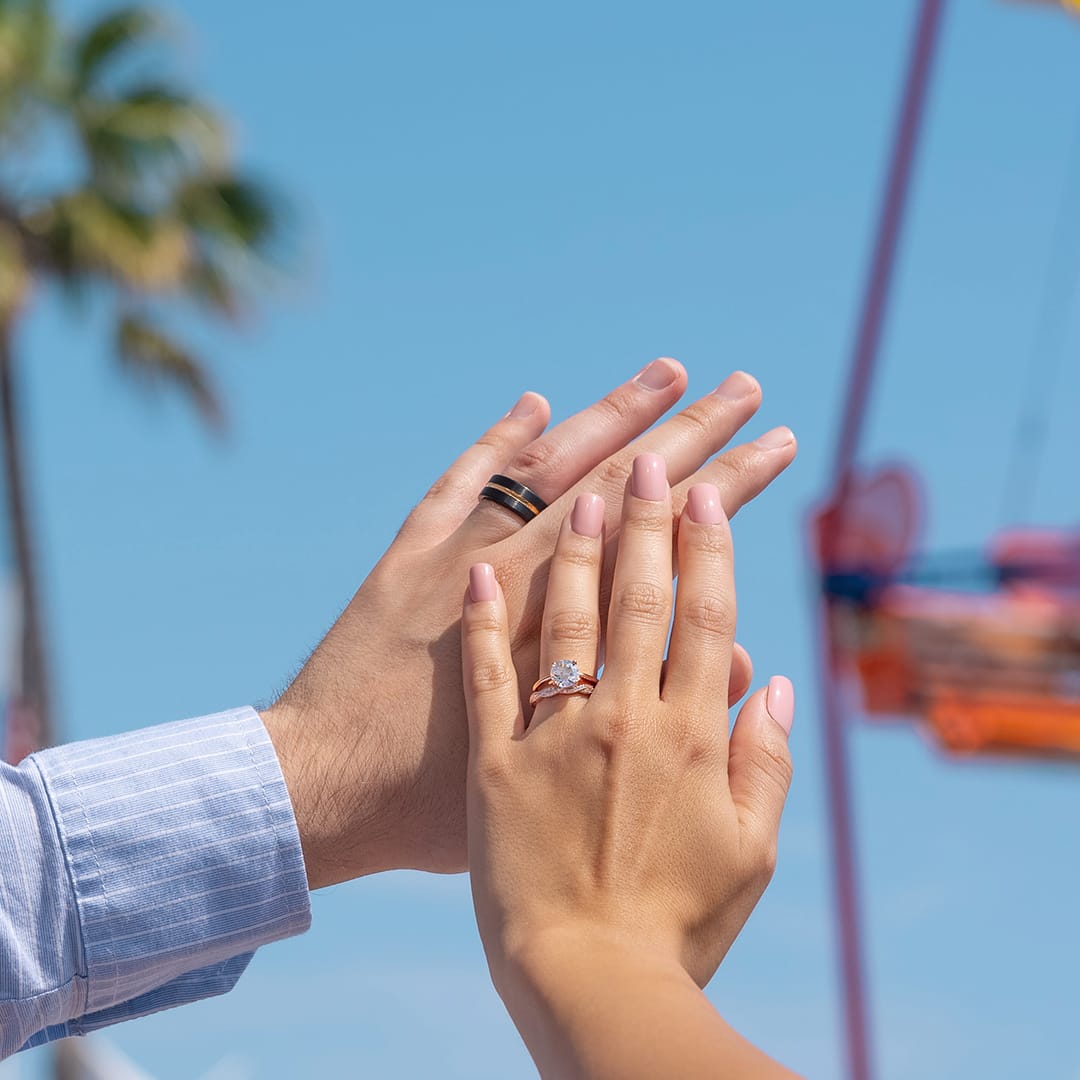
[468,657,517,695]
[625,506,672,536]
[675,402,717,442]
[547,607,599,647]
[473,430,511,455]
[425,472,467,504]
[463,606,504,638]
[755,839,779,884]
[738,821,778,888]
[591,454,632,495]
[681,593,736,639]
[663,708,711,754]
[612,580,669,624]
[589,708,634,755]
[554,541,601,572]
[592,389,639,430]
[473,746,511,788]
[757,737,794,792]
[686,521,732,557]
[711,448,755,491]
[509,439,559,482]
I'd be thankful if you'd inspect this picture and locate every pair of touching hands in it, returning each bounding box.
[261,357,798,1074]
[262,358,796,888]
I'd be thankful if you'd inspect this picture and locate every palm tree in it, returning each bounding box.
[0,0,287,752]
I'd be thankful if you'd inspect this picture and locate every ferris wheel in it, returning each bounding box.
[812,2,1080,1078]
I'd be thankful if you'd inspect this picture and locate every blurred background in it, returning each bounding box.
[1,0,1079,1077]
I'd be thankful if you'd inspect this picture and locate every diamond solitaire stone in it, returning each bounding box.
[550,659,580,689]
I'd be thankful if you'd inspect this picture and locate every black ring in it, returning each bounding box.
[479,474,548,524]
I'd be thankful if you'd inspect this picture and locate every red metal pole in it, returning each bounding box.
[820,3,947,1080]
[832,0,947,486]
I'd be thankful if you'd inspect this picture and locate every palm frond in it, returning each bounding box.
[183,255,242,317]
[116,313,223,428]
[0,220,29,317]
[87,85,221,148]
[73,6,162,90]
[79,84,226,189]
[0,0,50,79]
[28,191,189,289]
[176,176,279,251]
[0,0,53,131]
[176,176,288,316]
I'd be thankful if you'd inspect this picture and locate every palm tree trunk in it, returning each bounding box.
[0,318,53,750]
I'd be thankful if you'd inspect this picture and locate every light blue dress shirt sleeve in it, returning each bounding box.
[0,706,311,1057]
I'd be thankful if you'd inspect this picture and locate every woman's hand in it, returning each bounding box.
[263,362,796,887]
[462,454,797,1077]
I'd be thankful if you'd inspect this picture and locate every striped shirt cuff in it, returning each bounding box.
[32,706,311,1025]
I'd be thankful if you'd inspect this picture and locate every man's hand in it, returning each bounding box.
[260,360,796,888]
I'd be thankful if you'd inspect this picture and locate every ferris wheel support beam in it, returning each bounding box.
[820,3,947,1080]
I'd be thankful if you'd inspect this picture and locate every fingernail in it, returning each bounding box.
[766,675,795,734]
[634,357,680,391]
[508,392,541,419]
[631,453,668,501]
[571,493,605,538]
[712,371,757,399]
[755,426,795,450]
[469,563,497,602]
[686,483,723,525]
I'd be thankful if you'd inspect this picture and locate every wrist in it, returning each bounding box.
[491,918,687,1015]
[487,920,697,1076]
[260,698,407,888]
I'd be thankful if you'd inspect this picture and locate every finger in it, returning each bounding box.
[531,493,605,728]
[459,358,688,544]
[659,641,752,707]
[729,677,794,858]
[672,426,797,526]
[462,564,524,757]
[663,484,736,720]
[397,392,551,549]
[729,643,753,705]
[602,454,673,697]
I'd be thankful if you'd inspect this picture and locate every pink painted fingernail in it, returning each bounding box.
[766,676,795,734]
[686,483,723,525]
[469,563,497,602]
[571,493,605,538]
[634,357,680,391]
[755,426,795,450]
[712,371,757,399]
[631,453,668,501]
[508,392,541,419]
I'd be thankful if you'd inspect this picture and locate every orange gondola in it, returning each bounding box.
[814,467,1080,758]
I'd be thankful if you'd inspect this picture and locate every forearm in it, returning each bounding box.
[496,930,801,1080]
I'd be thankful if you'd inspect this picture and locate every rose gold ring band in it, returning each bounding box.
[528,682,596,707]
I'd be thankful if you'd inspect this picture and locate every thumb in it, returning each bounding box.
[728,676,794,858]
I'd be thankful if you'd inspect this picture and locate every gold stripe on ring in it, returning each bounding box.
[483,481,544,517]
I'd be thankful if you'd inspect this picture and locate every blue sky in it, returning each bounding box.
[6,1,1080,1077]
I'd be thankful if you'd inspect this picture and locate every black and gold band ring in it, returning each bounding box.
[479,474,548,524]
